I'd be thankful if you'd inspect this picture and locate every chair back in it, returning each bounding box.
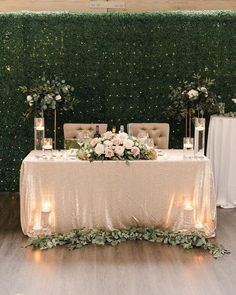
[127,123,170,149]
[63,123,108,140]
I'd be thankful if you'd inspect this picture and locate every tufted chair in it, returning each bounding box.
[127,123,170,149]
[63,123,108,141]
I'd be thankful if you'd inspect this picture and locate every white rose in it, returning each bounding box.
[131,146,140,156]
[94,143,105,156]
[115,145,125,156]
[26,95,32,102]
[105,147,114,158]
[187,89,199,100]
[103,140,113,147]
[103,131,114,140]
[55,95,62,101]
[117,132,129,141]
[90,137,100,147]
[123,139,134,150]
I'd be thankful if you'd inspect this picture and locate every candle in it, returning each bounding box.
[32,224,42,236]
[33,225,42,231]
[184,201,193,211]
[184,143,193,149]
[43,144,53,150]
[195,126,204,131]
[184,200,193,230]
[41,202,51,230]
[41,202,51,213]
[35,126,45,131]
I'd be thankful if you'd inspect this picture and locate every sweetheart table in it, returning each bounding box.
[20,150,216,237]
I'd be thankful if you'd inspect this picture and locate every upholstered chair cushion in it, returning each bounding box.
[127,123,170,149]
[63,123,108,140]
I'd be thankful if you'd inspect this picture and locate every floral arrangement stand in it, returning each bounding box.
[166,73,220,139]
[19,76,78,149]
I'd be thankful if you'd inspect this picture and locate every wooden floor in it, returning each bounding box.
[0,193,236,295]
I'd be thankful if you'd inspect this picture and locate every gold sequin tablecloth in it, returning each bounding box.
[20,150,216,237]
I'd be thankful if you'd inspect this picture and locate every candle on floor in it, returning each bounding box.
[195,222,204,231]
[32,224,42,236]
[184,200,193,230]
[41,202,52,234]
[184,201,193,211]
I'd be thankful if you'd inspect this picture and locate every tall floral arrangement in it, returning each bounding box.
[77,132,157,161]
[166,73,220,137]
[19,76,78,118]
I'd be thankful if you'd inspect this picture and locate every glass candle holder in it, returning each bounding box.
[41,202,52,235]
[42,138,53,159]
[218,102,225,115]
[183,200,194,230]
[195,222,204,231]
[32,224,42,237]
[194,118,205,158]
[183,137,194,159]
[34,118,45,150]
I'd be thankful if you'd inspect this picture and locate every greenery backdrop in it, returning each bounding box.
[0,11,236,192]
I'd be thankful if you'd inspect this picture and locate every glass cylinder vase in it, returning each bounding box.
[194,118,205,158]
[183,137,194,159]
[34,117,45,150]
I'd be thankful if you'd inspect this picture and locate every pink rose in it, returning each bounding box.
[112,136,122,146]
[105,147,114,158]
[131,146,140,156]
[115,145,125,156]
[103,131,114,140]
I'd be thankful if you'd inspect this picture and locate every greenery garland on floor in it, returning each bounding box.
[28,227,230,259]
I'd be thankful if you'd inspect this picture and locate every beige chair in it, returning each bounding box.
[127,123,170,149]
[63,123,108,140]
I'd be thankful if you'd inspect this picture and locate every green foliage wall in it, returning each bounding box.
[0,11,236,192]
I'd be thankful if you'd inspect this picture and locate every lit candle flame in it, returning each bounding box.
[184,200,193,210]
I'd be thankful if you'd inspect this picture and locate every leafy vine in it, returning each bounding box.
[27,227,230,259]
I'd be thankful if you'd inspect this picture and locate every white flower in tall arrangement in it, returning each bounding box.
[187,89,199,100]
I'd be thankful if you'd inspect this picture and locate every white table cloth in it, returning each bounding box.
[207,116,236,208]
[20,150,216,237]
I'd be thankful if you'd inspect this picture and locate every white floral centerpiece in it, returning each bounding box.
[77,132,157,161]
